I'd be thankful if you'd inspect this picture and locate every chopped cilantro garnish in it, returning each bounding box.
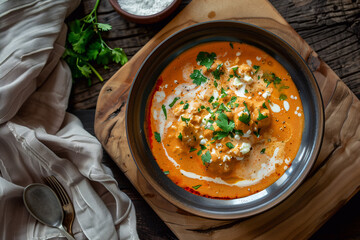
[262,102,268,109]
[200,105,205,109]
[208,96,214,103]
[200,144,207,150]
[211,63,224,80]
[230,42,234,49]
[169,97,180,107]
[190,69,208,86]
[279,94,287,101]
[212,102,220,109]
[180,101,184,104]
[260,148,266,154]
[183,103,189,109]
[181,116,190,125]
[263,72,282,87]
[257,110,268,121]
[216,112,235,132]
[217,103,231,112]
[213,131,228,140]
[245,89,249,94]
[154,132,161,142]
[253,128,261,137]
[232,67,241,78]
[161,104,167,119]
[234,129,244,136]
[226,142,235,149]
[253,65,260,74]
[214,80,218,87]
[192,184,202,190]
[201,151,211,165]
[220,87,228,98]
[163,170,169,175]
[196,52,216,69]
[239,102,251,125]
[227,96,237,107]
[279,85,290,91]
[178,132,182,141]
[197,150,202,156]
[190,147,197,152]
[205,124,215,131]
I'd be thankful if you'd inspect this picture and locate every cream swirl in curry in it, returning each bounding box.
[146,41,304,199]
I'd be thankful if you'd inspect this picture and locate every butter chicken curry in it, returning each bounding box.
[146,41,304,199]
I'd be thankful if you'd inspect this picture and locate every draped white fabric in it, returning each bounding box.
[0,0,139,239]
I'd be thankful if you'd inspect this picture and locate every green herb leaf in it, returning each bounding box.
[163,170,169,175]
[201,151,212,165]
[180,101,184,104]
[200,144,207,150]
[162,104,167,120]
[239,102,251,125]
[208,96,214,103]
[211,63,224,80]
[234,129,244,136]
[154,132,161,142]
[257,109,268,121]
[190,147,197,152]
[192,184,202,190]
[227,96,237,108]
[190,69,208,86]
[169,97,180,107]
[181,116,190,124]
[253,65,260,74]
[232,67,241,78]
[183,103,189,110]
[216,112,235,132]
[212,102,220,109]
[260,148,266,154]
[253,128,261,137]
[112,48,128,65]
[279,94,287,101]
[196,52,216,69]
[220,87,228,98]
[279,85,290,91]
[213,131,229,140]
[214,80,218,87]
[197,150,202,156]
[226,142,235,149]
[205,124,215,131]
[178,132,182,141]
[262,102,268,109]
[96,23,112,31]
[217,103,231,112]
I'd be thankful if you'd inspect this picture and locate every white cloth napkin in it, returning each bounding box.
[0,0,139,239]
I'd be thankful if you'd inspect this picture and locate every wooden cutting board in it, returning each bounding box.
[94,0,360,239]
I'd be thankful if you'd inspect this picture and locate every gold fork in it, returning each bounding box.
[44,175,75,236]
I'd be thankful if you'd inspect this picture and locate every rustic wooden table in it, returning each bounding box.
[70,0,360,239]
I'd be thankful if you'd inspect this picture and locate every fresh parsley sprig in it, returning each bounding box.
[63,0,128,85]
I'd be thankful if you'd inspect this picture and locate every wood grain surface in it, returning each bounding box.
[91,0,360,239]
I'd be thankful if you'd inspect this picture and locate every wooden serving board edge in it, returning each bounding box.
[94,0,360,239]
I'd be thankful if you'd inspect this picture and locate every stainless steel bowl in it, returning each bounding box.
[126,20,324,219]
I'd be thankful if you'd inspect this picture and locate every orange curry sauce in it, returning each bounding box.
[146,41,304,199]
